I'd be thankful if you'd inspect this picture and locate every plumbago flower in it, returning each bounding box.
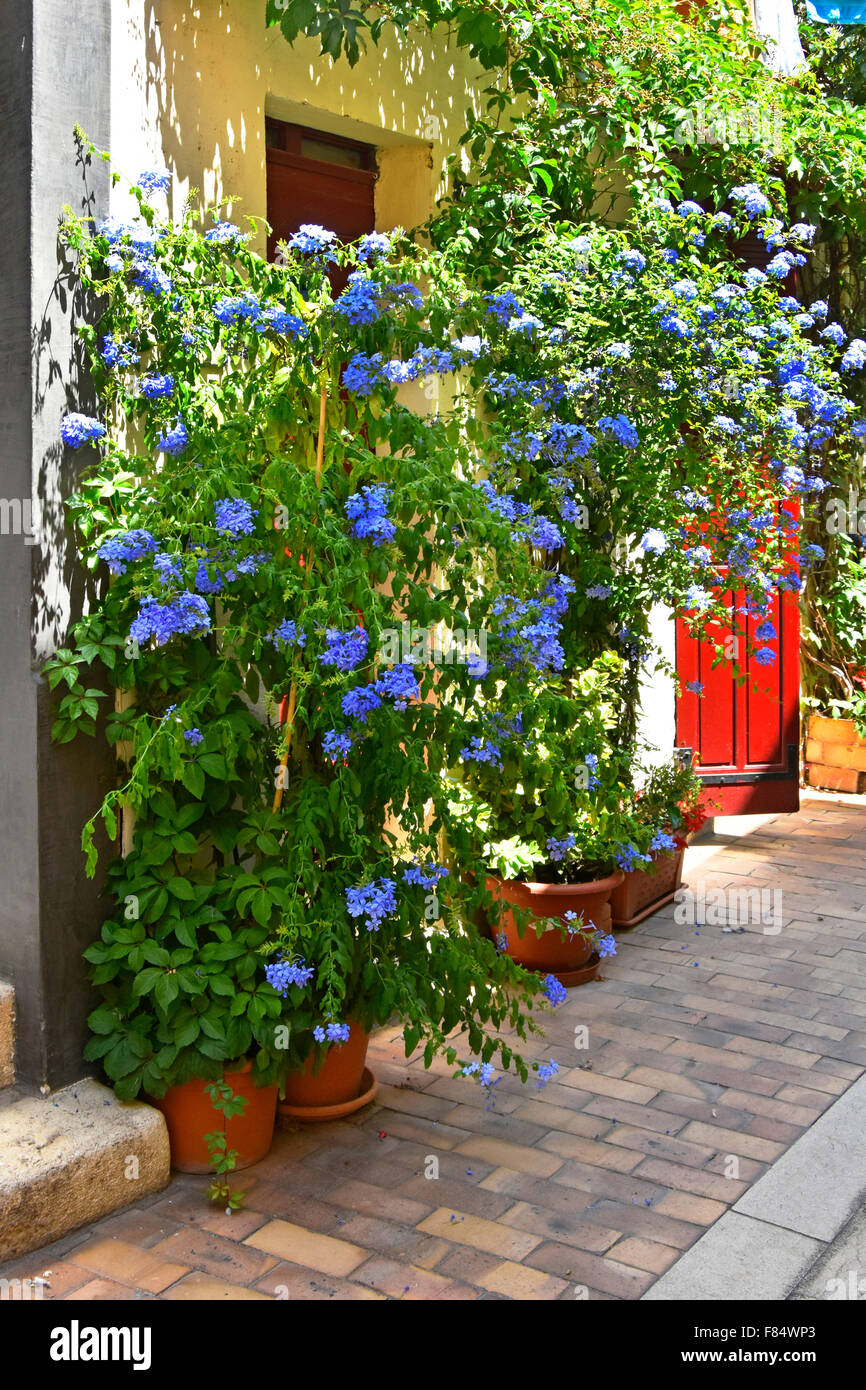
[54,152,566,1100]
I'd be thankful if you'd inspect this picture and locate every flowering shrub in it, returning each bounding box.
[51,158,578,1097]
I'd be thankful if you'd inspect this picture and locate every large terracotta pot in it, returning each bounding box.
[279,1026,378,1123]
[610,847,686,930]
[487,869,624,977]
[151,1061,278,1174]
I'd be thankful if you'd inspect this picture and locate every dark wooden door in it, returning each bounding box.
[266,119,376,286]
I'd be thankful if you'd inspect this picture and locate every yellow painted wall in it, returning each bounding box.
[111,0,494,248]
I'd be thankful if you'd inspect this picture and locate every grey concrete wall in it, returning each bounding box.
[0,0,115,1089]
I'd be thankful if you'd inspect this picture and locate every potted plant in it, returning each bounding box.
[608,756,713,930]
[49,149,572,1144]
[447,653,635,985]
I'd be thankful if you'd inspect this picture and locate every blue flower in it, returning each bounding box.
[536,1060,559,1089]
[341,685,382,722]
[313,1021,350,1043]
[130,592,211,647]
[184,728,204,745]
[320,627,368,671]
[137,169,171,195]
[269,619,306,649]
[323,729,353,761]
[841,340,866,372]
[597,934,617,959]
[357,231,391,262]
[288,224,337,257]
[677,200,704,218]
[542,974,568,1006]
[598,414,639,448]
[345,485,396,546]
[754,646,776,666]
[374,663,420,709]
[546,834,576,863]
[615,843,652,872]
[617,248,646,274]
[101,335,137,369]
[61,413,106,449]
[97,529,158,575]
[343,353,384,396]
[460,738,503,769]
[640,528,667,555]
[204,220,248,246]
[157,420,189,455]
[132,259,172,296]
[586,583,611,599]
[255,306,306,336]
[686,680,704,694]
[213,293,261,327]
[651,831,677,852]
[403,860,449,889]
[215,497,257,536]
[265,956,315,996]
[140,373,175,399]
[730,184,771,219]
[754,620,777,641]
[346,878,397,931]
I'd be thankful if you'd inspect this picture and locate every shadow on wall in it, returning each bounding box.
[32,137,108,661]
[141,0,491,236]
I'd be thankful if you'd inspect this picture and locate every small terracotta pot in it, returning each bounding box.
[279,1026,375,1121]
[151,1061,278,1174]
[487,869,624,976]
[610,847,686,930]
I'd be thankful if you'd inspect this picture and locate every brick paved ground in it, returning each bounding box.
[4,793,866,1301]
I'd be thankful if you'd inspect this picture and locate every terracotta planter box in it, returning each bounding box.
[486,869,623,984]
[610,846,686,930]
[805,715,866,794]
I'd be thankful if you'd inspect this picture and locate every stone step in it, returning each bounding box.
[0,983,14,1090]
[0,1077,170,1261]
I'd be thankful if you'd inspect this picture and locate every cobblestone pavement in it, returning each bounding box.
[3,793,865,1301]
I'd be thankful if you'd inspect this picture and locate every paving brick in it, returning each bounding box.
[605,1237,681,1274]
[652,1190,728,1225]
[149,1228,278,1286]
[70,1278,156,1301]
[253,1262,386,1300]
[678,1121,785,1162]
[743,1115,804,1145]
[161,1273,272,1300]
[327,1178,433,1227]
[535,1131,644,1173]
[397,1174,514,1222]
[476,1259,570,1300]
[717,1089,824,1127]
[415,1208,541,1260]
[243,1221,368,1277]
[586,1125,717,1169]
[432,1245,504,1286]
[453,1136,563,1177]
[553,1069,661,1104]
[67,1238,189,1295]
[349,1255,478,1300]
[499,1201,621,1253]
[524,1242,655,1298]
[581,1095,690,1134]
[624,1066,711,1100]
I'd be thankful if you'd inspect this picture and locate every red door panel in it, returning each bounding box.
[675,587,799,815]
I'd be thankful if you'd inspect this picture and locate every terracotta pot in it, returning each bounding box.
[610,847,686,930]
[487,869,624,976]
[151,1061,278,1174]
[280,1026,374,1118]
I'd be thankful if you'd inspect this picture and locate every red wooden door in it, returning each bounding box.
[675,583,800,814]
